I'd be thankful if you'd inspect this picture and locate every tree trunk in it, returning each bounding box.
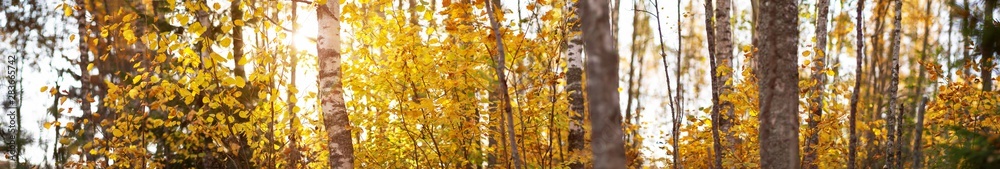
[848,0,864,169]
[912,97,928,169]
[564,0,586,167]
[804,0,829,167]
[484,1,524,168]
[580,0,627,167]
[317,1,355,168]
[714,0,735,167]
[287,2,301,168]
[674,0,684,167]
[755,0,800,168]
[886,0,902,167]
[703,0,722,167]
[909,2,932,167]
[981,0,996,91]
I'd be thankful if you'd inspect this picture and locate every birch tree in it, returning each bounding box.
[317,1,355,168]
[564,0,586,167]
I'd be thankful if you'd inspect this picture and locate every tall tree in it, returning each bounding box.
[713,0,735,167]
[981,0,996,91]
[674,0,684,167]
[755,0,800,168]
[848,0,865,168]
[910,2,933,168]
[580,0,626,167]
[912,97,928,169]
[485,0,524,168]
[886,0,903,167]
[317,1,355,168]
[804,0,830,167]
[702,0,721,166]
[564,0,586,167]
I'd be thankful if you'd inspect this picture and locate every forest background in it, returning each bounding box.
[0,0,998,168]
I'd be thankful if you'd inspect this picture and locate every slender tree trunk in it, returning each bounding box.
[912,97,928,169]
[804,0,829,168]
[848,1,865,168]
[624,10,639,167]
[714,0,735,167]
[914,0,931,114]
[487,88,500,168]
[317,1,356,168]
[672,1,684,169]
[484,1,524,168]
[564,0,586,167]
[232,0,245,78]
[981,0,996,91]
[703,0,723,168]
[646,0,681,168]
[962,0,972,78]
[286,2,301,168]
[674,0,684,167]
[907,3,932,167]
[886,0,902,167]
[580,0,626,167]
[755,0,800,168]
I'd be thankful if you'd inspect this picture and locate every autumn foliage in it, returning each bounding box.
[8,0,997,168]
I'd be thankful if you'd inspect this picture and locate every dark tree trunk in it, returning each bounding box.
[804,0,830,167]
[580,0,626,167]
[755,0,801,168]
[849,0,865,168]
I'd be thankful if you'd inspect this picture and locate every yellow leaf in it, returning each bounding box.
[133,75,142,84]
[213,2,221,10]
[222,24,233,33]
[211,52,226,62]
[113,129,123,137]
[235,78,246,88]
[59,138,71,145]
[43,122,52,129]
[803,50,812,57]
[59,97,68,105]
[234,20,244,26]
[89,149,98,155]
[223,77,236,86]
[178,14,189,24]
[100,28,108,38]
[237,56,248,66]
[221,37,232,47]
[40,86,48,93]
[69,34,76,41]
[63,4,72,17]
[123,29,136,43]
[87,63,94,71]
[825,70,835,76]
[190,22,204,35]
[128,88,139,98]
[155,54,166,63]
